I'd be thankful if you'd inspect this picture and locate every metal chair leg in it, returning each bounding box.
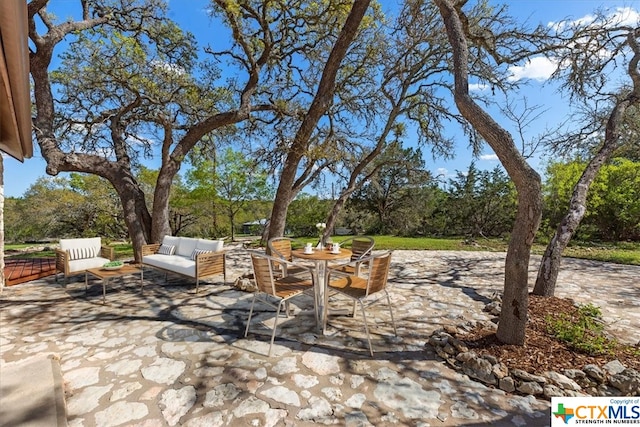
[312,287,320,329]
[284,300,291,317]
[358,299,374,357]
[244,295,258,337]
[269,300,285,357]
[386,291,397,335]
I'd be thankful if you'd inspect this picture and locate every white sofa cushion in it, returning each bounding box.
[60,237,102,256]
[197,239,223,252]
[176,237,198,257]
[142,254,195,278]
[162,236,180,248]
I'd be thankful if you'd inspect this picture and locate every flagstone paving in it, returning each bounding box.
[1,247,638,426]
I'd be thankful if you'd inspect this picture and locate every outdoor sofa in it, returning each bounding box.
[141,236,226,293]
[55,237,114,283]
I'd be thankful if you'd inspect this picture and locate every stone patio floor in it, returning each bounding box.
[1,246,638,426]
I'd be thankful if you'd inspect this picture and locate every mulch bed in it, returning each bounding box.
[458,294,640,373]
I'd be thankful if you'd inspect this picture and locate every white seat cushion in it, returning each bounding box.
[142,254,195,278]
[68,257,112,274]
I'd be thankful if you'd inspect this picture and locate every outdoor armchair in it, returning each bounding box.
[55,237,114,283]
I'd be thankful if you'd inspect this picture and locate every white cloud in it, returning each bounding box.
[549,6,639,30]
[507,56,558,82]
[610,7,640,26]
[435,167,449,177]
[516,7,640,84]
[469,82,489,92]
[547,14,595,32]
[479,154,499,161]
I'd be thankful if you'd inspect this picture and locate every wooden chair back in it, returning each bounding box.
[250,252,276,296]
[366,251,392,295]
[349,237,375,261]
[268,238,294,261]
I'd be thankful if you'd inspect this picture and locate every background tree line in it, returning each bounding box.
[6,155,638,244]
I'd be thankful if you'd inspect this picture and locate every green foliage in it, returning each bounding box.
[442,163,517,238]
[542,158,640,241]
[351,143,431,235]
[186,147,274,239]
[346,162,517,239]
[286,195,333,236]
[4,175,127,241]
[67,173,128,238]
[545,303,616,356]
[103,260,124,268]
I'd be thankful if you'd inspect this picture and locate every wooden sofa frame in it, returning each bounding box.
[55,245,114,283]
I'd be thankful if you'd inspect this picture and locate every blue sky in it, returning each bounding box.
[4,0,638,198]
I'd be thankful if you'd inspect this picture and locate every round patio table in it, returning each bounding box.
[291,248,352,334]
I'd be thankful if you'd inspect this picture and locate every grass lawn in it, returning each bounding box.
[285,235,640,266]
[4,236,640,266]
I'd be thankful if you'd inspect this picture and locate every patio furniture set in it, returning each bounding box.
[55,236,226,303]
[54,235,396,356]
[250,236,396,356]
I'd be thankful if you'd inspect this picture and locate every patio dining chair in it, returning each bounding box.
[267,237,312,278]
[245,251,318,356]
[326,250,396,356]
[328,236,375,277]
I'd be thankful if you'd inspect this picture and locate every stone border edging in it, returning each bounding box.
[427,297,640,399]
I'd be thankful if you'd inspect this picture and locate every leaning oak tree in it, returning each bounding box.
[534,11,640,296]
[265,0,468,241]
[322,0,471,239]
[28,0,275,259]
[435,0,544,345]
[266,0,373,240]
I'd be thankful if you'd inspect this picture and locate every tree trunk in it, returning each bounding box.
[436,0,543,345]
[230,211,236,241]
[151,162,178,244]
[267,0,371,240]
[534,93,638,296]
[325,193,350,239]
[29,4,261,260]
[533,154,610,296]
[109,170,152,262]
